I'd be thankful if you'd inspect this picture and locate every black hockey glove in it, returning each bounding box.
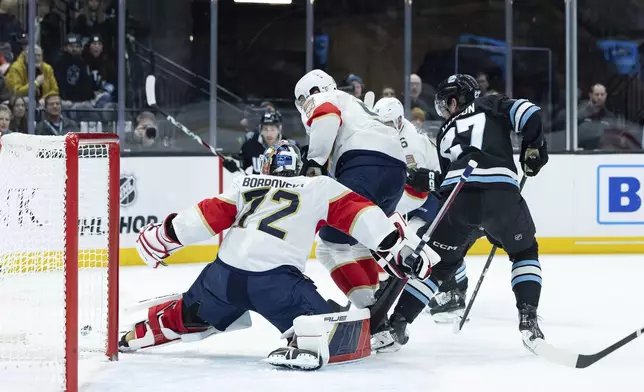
[301,159,328,177]
[222,157,241,173]
[406,168,440,193]
[520,138,549,177]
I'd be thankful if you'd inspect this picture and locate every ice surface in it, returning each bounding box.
[78,256,644,391]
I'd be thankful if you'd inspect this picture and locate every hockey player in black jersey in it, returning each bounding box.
[388,74,548,350]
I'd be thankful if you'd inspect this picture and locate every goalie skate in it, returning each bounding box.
[266,346,324,371]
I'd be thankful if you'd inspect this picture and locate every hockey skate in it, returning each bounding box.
[370,313,409,353]
[389,312,409,346]
[518,303,545,354]
[426,289,466,324]
[266,340,324,371]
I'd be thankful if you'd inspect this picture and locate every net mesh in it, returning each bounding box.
[0,134,114,391]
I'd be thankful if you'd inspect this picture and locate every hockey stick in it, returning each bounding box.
[528,326,644,368]
[454,174,528,333]
[370,160,478,334]
[145,75,245,174]
[123,292,182,315]
[363,91,375,110]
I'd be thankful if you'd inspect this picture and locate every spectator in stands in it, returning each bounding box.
[0,103,10,135]
[476,72,499,96]
[73,0,107,42]
[54,34,93,102]
[132,111,158,147]
[54,34,101,121]
[0,41,12,66]
[578,83,617,150]
[35,93,79,135]
[408,74,432,115]
[342,74,363,99]
[0,73,7,104]
[381,87,395,98]
[410,107,426,130]
[5,44,59,103]
[8,95,26,133]
[0,0,25,60]
[83,34,115,105]
[0,50,9,103]
[38,0,64,65]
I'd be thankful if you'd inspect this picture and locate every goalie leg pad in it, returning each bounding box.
[265,309,371,371]
[119,299,210,352]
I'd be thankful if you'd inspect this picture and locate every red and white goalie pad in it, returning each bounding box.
[119,298,252,352]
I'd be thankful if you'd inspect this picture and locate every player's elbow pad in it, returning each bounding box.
[521,114,543,146]
[307,115,341,164]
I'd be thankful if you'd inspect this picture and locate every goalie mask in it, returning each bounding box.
[260,140,303,177]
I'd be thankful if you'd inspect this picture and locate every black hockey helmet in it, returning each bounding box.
[434,74,480,119]
[259,140,303,177]
[260,109,283,127]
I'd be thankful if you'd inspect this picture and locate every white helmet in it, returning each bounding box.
[294,69,337,115]
[374,97,404,132]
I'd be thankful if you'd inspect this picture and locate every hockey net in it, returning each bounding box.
[0,133,119,392]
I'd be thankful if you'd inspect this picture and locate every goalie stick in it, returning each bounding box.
[527,326,644,368]
[145,75,245,174]
[454,174,528,333]
[370,160,478,334]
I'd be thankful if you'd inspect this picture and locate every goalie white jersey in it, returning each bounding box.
[301,89,406,176]
[170,175,396,273]
[396,118,441,215]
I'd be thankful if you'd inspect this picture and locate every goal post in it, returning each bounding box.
[0,133,120,392]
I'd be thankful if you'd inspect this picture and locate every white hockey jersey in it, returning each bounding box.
[301,90,406,176]
[170,175,396,273]
[395,119,441,215]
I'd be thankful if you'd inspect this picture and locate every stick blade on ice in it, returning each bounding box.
[145,75,157,106]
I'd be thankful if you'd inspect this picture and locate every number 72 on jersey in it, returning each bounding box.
[237,188,300,240]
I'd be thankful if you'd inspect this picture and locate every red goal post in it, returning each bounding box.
[0,133,120,392]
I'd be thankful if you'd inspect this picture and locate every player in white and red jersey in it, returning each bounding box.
[373,97,473,350]
[294,70,407,315]
[120,141,439,371]
[374,97,440,218]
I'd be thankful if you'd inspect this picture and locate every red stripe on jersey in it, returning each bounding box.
[197,196,237,234]
[306,102,342,127]
[404,183,428,200]
[315,219,327,234]
[326,192,376,235]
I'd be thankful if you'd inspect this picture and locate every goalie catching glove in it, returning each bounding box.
[136,214,183,268]
[375,213,439,281]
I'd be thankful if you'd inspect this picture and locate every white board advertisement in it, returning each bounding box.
[119,156,224,249]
